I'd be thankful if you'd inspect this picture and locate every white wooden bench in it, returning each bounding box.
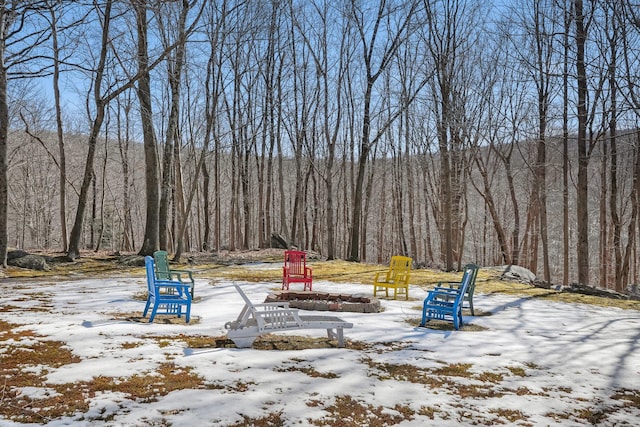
[224,285,353,348]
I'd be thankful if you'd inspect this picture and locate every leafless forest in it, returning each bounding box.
[1,0,640,291]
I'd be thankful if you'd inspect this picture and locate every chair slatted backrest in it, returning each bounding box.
[234,284,254,307]
[463,264,479,290]
[153,250,172,280]
[145,256,159,298]
[389,255,412,283]
[285,250,307,276]
[457,265,475,297]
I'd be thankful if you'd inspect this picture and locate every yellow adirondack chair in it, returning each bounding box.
[373,255,412,300]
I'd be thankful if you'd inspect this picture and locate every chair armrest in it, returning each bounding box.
[158,270,182,281]
[170,268,194,283]
[252,302,292,310]
[426,287,463,299]
[154,280,192,296]
[433,285,461,293]
[436,281,463,289]
[374,271,392,283]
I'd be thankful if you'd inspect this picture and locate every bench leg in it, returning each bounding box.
[229,336,257,348]
[227,329,259,348]
[327,328,345,347]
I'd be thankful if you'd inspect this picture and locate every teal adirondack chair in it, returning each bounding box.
[153,250,195,298]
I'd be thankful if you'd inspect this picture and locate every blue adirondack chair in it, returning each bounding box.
[420,264,476,330]
[433,263,479,315]
[143,256,192,323]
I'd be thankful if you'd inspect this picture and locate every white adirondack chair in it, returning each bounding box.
[224,284,353,348]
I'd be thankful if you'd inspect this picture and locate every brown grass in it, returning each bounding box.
[176,333,368,351]
[0,318,207,424]
[309,395,414,426]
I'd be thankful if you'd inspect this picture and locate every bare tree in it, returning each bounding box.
[422,0,480,270]
[67,0,195,259]
[49,4,68,251]
[114,92,135,251]
[574,0,590,284]
[289,0,352,258]
[347,0,421,262]
[156,0,202,252]
[66,1,114,260]
[0,0,55,266]
[134,0,161,256]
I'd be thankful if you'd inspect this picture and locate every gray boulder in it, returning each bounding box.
[499,265,537,283]
[8,254,50,271]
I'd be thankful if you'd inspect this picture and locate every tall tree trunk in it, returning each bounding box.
[620,138,640,291]
[116,96,134,252]
[575,0,590,285]
[50,7,68,252]
[607,9,623,291]
[202,159,210,251]
[174,134,210,260]
[0,11,8,267]
[158,1,191,251]
[136,0,160,256]
[562,3,571,285]
[471,155,512,265]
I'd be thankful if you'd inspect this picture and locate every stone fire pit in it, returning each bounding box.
[264,291,381,313]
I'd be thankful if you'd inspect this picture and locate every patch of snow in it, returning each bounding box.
[0,274,638,425]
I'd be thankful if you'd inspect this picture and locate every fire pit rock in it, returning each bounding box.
[264,291,381,313]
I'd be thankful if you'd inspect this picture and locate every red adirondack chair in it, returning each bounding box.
[282,250,313,291]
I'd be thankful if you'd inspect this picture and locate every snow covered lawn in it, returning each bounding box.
[1,275,639,426]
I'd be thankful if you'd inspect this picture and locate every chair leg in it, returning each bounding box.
[143,299,152,317]
[149,304,159,323]
[420,302,428,326]
[454,309,463,330]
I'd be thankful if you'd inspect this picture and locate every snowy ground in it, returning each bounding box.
[1,272,639,426]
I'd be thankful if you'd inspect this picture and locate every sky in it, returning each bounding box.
[2,265,639,426]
